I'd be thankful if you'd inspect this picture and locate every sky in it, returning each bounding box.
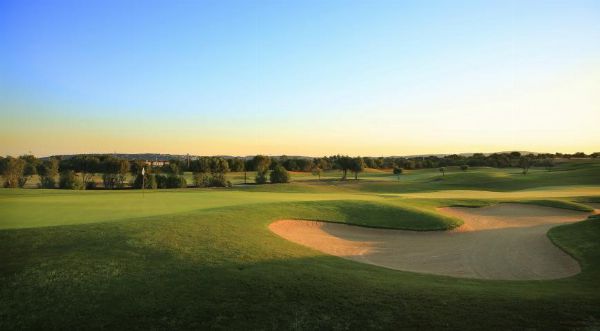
[1,0,599,157]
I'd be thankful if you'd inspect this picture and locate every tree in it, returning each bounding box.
[210,157,229,174]
[133,173,157,189]
[542,158,554,171]
[253,155,271,172]
[519,157,531,175]
[155,174,168,189]
[64,155,101,188]
[101,157,130,189]
[393,167,403,181]
[191,157,211,173]
[311,167,322,180]
[229,158,245,172]
[255,171,268,184]
[130,160,146,176]
[333,155,354,180]
[19,155,39,187]
[37,158,59,188]
[270,166,290,183]
[350,157,365,180]
[253,155,271,184]
[439,167,445,176]
[193,172,211,187]
[82,156,100,189]
[1,156,25,188]
[166,175,187,188]
[59,170,84,189]
[209,172,229,187]
[162,162,180,175]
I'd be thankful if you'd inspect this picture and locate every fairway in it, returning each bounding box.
[3,1,599,329]
[2,162,600,330]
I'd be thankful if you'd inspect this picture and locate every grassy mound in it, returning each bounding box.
[355,162,600,193]
[288,200,463,230]
[514,199,595,212]
[548,215,600,276]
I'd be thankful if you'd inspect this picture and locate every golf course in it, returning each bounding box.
[1,160,599,330]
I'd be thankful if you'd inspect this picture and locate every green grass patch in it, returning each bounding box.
[548,216,600,277]
[291,200,463,230]
[514,199,595,212]
[1,160,600,329]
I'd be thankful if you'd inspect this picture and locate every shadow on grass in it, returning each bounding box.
[0,203,599,330]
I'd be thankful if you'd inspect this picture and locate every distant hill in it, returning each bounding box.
[397,151,539,158]
[44,151,541,161]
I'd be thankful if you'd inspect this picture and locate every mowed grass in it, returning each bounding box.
[1,160,600,330]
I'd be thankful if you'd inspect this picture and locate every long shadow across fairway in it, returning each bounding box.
[1,200,599,330]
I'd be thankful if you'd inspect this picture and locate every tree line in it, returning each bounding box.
[0,154,292,189]
[1,151,597,189]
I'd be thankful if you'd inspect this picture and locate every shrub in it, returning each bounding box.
[1,157,25,188]
[166,175,187,188]
[39,176,56,189]
[255,170,268,184]
[86,181,98,190]
[18,177,28,188]
[146,174,158,189]
[102,174,118,189]
[210,173,228,187]
[270,166,290,183]
[59,170,84,190]
[37,158,59,189]
[155,174,168,189]
[133,174,157,189]
[193,172,211,187]
[460,165,469,171]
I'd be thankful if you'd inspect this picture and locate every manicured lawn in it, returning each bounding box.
[1,161,599,330]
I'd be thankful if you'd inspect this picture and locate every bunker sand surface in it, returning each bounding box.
[269,204,589,280]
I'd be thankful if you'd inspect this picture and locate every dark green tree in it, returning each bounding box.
[350,157,365,180]
[253,155,271,184]
[37,158,59,188]
[59,170,84,189]
[393,166,403,181]
[1,156,25,188]
[270,166,290,183]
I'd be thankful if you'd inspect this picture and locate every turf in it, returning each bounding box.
[1,160,599,330]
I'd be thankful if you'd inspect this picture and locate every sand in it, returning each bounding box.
[587,202,600,213]
[269,204,590,280]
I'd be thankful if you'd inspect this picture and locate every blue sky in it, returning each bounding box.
[1,0,599,156]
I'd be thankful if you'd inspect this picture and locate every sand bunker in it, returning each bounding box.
[269,204,589,280]
[588,202,600,213]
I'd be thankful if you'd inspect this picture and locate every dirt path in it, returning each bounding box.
[269,204,590,280]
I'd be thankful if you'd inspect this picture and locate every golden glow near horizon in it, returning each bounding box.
[2,60,598,157]
[1,2,599,157]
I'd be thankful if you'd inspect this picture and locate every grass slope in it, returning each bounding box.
[1,160,600,330]
[1,201,598,330]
